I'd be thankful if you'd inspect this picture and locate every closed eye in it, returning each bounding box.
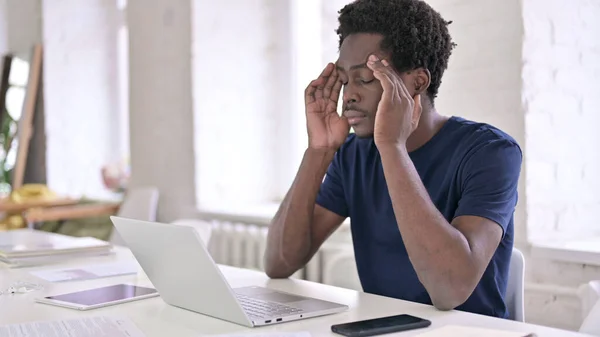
[361,79,374,84]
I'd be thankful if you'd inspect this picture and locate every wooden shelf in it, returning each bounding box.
[0,197,79,213]
[24,203,121,223]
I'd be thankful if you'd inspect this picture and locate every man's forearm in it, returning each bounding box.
[264,148,335,278]
[378,145,477,309]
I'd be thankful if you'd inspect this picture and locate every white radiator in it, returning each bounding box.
[176,213,359,288]
[202,219,323,282]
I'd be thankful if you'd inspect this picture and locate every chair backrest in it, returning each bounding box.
[322,249,362,291]
[579,280,600,335]
[505,247,525,322]
[109,186,159,246]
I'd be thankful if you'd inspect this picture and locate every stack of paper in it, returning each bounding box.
[0,229,113,268]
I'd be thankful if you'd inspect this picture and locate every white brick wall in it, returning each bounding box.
[522,0,600,329]
[523,0,600,243]
[525,283,583,331]
[42,0,123,200]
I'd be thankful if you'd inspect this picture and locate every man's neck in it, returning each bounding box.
[406,107,449,153]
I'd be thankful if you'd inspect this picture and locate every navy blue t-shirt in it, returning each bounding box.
[316,116,522,318]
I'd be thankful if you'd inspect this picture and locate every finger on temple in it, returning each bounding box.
[315,64,334,99]
[373,71,394,100]
[368,54,381,63]
[323,67,338,98]
[330,77,343,105]
[367,54,388,70]
[366,59,383,72]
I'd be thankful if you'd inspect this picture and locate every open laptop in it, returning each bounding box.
[109,216,348,327]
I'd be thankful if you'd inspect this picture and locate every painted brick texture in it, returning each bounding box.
[523,0,600,242]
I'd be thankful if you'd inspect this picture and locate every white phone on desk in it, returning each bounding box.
[35,284,159,310]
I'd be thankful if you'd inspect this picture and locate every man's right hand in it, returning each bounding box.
[305,63,349,151]
[265,63,349,278]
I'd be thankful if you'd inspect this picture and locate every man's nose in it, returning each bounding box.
[343,85,360,105]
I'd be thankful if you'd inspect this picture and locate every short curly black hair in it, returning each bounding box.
[336,0,456,102]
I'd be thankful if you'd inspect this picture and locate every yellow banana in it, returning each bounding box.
[0,184,58,231]
[9,184,57,203]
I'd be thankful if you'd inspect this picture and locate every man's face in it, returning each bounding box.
[336,33,387,138]
[336,33,418,138]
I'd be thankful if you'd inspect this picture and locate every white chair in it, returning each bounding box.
[323,246,525,322]
[322,249,362,291]
[506,247,525,322]
[579,280,600,336]
[108,186,159,246]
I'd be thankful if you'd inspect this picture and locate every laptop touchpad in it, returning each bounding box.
[253,292,306,303]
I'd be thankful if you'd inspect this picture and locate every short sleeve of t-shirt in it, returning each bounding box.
[315,151,349,218]
[453,138,522,237]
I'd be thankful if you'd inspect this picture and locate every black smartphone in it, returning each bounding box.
[331,314,431,337]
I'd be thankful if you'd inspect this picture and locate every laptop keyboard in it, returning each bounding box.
[236,294,303,318]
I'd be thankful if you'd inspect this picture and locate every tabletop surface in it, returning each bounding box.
[0,247,593,337]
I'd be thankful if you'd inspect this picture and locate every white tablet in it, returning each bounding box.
[35,284,159,310]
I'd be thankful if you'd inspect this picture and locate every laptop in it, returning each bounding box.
[109,216,348,327]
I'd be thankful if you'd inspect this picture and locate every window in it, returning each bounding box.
[116,0,129,162]
[0,56,29,193]
[193,0,289,209]
[194,0,355,211]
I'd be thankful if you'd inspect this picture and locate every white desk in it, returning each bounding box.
[0,247,593,337]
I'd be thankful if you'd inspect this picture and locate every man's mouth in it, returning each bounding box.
[347,116,366,125]
[344,110,367,126]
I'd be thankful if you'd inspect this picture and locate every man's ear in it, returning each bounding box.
[413,68,431,96]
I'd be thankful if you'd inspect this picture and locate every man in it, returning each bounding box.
[264,0,522,319]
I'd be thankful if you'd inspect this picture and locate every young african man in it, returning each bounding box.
[264,0,522,319]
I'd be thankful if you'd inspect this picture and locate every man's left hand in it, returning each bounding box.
[367,54,422,149]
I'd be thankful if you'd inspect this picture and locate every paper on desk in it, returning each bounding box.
[416,325,534,337]
[30,260,139,282]
[0,315,146,337]
[204,332,311,337]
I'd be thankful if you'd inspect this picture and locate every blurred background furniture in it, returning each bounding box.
[579,280,600,336]
[22,186,159,244]
[506,247,526,322]
[0,188,78,230]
